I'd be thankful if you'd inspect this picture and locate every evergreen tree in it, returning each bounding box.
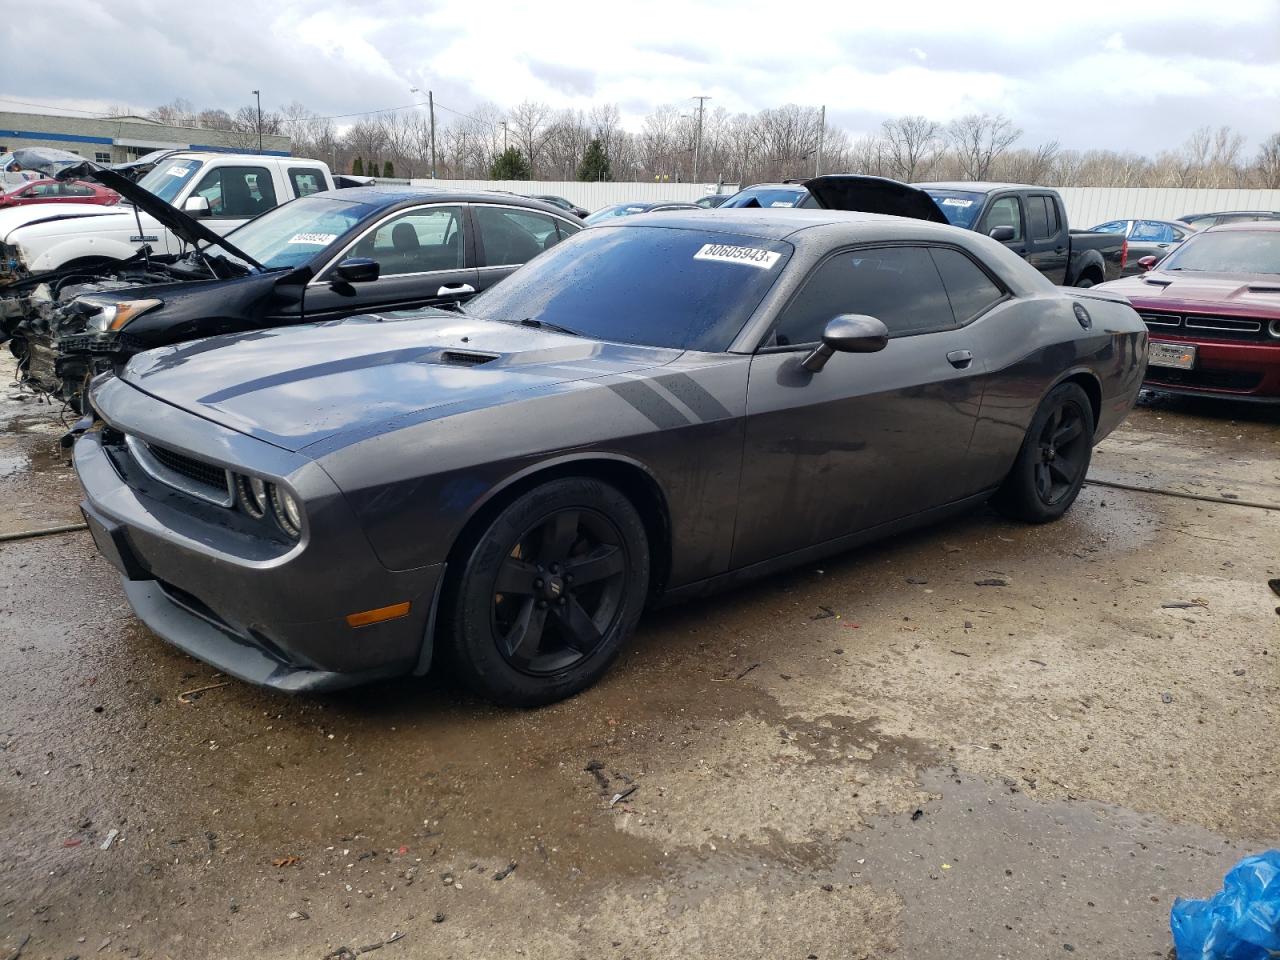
[383,160,395,178]
[577,139,612,181]
[489,147,531,180]
[352,157,364,176]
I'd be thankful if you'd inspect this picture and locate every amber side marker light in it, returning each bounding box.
[346,602,411,628]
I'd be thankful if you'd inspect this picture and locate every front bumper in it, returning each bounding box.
[74,380,445,692]
[1145,334,1280,402]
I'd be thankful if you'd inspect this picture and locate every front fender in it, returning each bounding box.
[27,236,140,273]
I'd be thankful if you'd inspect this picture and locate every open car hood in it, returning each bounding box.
[803,175,949,224]
[12,148,263,269]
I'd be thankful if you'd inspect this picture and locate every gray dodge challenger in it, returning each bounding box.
[74,194,1149,705]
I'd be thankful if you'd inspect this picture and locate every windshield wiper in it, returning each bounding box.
[514,317,584,337]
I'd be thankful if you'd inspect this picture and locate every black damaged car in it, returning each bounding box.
[5,150,582,408]
[74,193,1148,706]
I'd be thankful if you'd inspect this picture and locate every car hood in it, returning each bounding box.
[1099,271,1280,318]
[11,148,262,269]
[122,312,682,452]
[802,175,949,224]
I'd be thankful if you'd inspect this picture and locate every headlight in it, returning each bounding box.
[269,484,303,539]
[83,298,163,333]
[237,475,270,518]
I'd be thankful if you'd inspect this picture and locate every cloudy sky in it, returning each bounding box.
[2,0,1278,153]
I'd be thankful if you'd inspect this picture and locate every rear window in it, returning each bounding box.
[467,225,792,351]
[1157,230,1280,275]
[720,188,808,209]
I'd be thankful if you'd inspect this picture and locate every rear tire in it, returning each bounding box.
[992,382,1094,523]
[443,476,650,706]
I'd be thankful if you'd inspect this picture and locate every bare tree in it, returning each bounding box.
[507,101,556,177]
[946,113,1022,181]
[880,115,942,181]
[1255,132,1280,189]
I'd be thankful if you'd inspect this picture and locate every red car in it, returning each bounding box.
[1096,222,1280,402]
[0,178,119,208]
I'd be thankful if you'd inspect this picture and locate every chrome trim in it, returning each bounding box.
[1185,315,1263,333]
[1139,312,1181,327]
[125,434,235,507]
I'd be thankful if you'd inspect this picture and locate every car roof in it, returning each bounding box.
[305,185,570,215]
[916,181,1048,193]
[1203,220,1280,233]
[1180,210,1280,219]
[614,207,973,241]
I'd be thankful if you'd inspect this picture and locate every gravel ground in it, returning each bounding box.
[1,359,1277,960]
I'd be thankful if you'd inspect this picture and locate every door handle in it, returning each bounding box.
[946,349,974,369]
[437,283,476,297]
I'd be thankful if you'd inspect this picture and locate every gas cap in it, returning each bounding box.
[1073,303,1092,330]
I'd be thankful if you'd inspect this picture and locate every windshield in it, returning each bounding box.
[135,158,204,204]
[467,225,792,352]
[584,203,650,225]
[925,190,986,229]
[1156,230,1280,275]
[219,196,382,269]
[720,188,806,209]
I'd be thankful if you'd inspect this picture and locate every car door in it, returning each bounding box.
[1023,194,1069,284]
[733,244,987,568]
[188,164,278,234]
[471,203,583,293]
[302,203,478,321]
[978,193,1028,256]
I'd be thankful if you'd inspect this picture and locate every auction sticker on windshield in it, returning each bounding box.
[165,166,192,178]
[287,233,339,246]
[941,197,974,207]
[694,243,781,269]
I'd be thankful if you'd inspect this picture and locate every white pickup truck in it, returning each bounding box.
[0,151,333,281]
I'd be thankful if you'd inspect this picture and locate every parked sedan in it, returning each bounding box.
[695,194,731,208]
[73,208,1147,704]
[1095,221,1280,402]
[0,179,119,208]
[1178,210,1280,230]
[583,200,700,224]
[529,194,589,219]
[9,174,581,407]
[1090,218,1195,274]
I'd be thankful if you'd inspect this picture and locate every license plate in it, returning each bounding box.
[1149,341,1196,369]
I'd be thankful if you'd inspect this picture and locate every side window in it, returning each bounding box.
[1133,221,1173,242]
[289,167,325,198]
[1027,196,1055,240]
[474,206,563,266]
[31,183,60,196]
[773,246,954,346]
[556,218,583,240]
[929,248,1005,325]
[191,165,276,218]
[348,205,465,276]
[1094,221,1127,234]
[981,196,1023,242]
[62,183,94,196]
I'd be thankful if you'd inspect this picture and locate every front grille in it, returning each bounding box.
[125,435,233,507]
[1146,367,1264,392]
[1185,315,1263,333]
[1140,311,1181,328]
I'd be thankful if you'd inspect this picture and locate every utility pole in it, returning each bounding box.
[428,90,437,179]
[252,89,262,153]
[501,121,509,152]
[692,95,711,183]
[815,104,825,177]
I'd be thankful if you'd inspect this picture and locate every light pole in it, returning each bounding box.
[251,89,262,153]
[412,86,437,179]
[691,95,711,183]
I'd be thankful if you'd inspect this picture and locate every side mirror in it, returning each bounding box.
[1137,255,1159,271]
[183,195,210,217]
[988,225,1016,242]
[802,314,890,372]
[334,257,380,283]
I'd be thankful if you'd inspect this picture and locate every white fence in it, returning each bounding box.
[399,178,1280,223]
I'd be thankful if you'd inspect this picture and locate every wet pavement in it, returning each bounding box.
[1,360,1278,959]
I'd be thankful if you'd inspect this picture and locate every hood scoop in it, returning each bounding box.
[439,349,498,367]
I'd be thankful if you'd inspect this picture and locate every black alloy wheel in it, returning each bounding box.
[491,508,627,675]
[445,476,650,706]
[992,381,1095,523]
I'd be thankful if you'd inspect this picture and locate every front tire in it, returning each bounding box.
[992,382,1094,523]
[443,477,650,706]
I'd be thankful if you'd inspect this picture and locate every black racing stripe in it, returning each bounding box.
[656,373,732,422]
[609,380,690,429]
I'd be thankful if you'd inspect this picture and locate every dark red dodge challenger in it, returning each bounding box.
[1096,221,1280,402]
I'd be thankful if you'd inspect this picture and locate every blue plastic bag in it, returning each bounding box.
[1171,850,1280,959]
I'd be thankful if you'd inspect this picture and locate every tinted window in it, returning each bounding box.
[1024,195,1054,239]
[930,248,1004,324]
[193,166,277,219]
[982,196,1023,242]
[466,226,792,352]
[289,167,326,198]
[774,246,954,345]
[474,206,564,265]
[349,205,465,276]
